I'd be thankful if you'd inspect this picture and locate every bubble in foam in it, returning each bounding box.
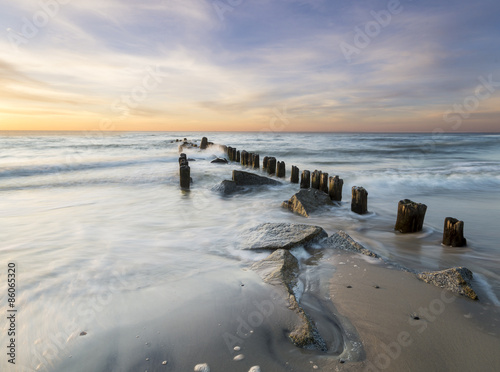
[194,363,210,372]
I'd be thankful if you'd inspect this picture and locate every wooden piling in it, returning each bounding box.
[263,156,269,170]
[277,161,286,178]
[328,175,343,201]
[267,157,276,176]
[319,172,329,194]
[252,154,260,169]
[442,217,466,247]
[291,165,299,183]
[200,137,208,150]
[227,146,233,160]
[236,150,240,163]
[300,170,310,189]
[241,150,248,166]
[351,186,368,214]
[394,199,427,233]
[311,170,321,189]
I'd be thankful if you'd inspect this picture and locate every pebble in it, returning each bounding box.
[234,346,241,351]
[346,285,352,288]
[146,358,149,361]
[79,331,87,336]
[162,360,168,365]
[194,363,210,372]
[410,313,420,320]
[233,354,245,361]
[313,365,318,370]
[248,367,261,372]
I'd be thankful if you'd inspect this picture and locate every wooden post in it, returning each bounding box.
[328,175,343,201]
[262,156,269,170]
[252,154,260,169]
[179,153,187,164]
[227,147,233,161]
[300,170,310,189]
[319,172,329,194]
[442,217,466,247]
[241,150,248,166]
[291,165,299,183]
[311,170,321,189]
[351,186,368,214]
[277,161,286,178]
[247,152,253,167]
[200,137,208,150]
[236,150,240,163]
[394,199,427,233]
[267,157,276,176]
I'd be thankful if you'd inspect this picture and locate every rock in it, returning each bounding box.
[322,230,380,258]
[210,158,228,164]
[232,170,282,186]
[194,363,210,372]
[212,180,241,195]
[248,367,261,372]
[282,188,333,217]
[250,249,326,350]
[417,267,478,300]
[240,223,327,250]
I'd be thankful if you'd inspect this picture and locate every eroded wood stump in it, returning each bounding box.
[200,137,208,150]
[351,186,368,214]
[300,170,310,189]
[311,170,321,190]
[291,165,299,183]
[252,154,260,169]
[180,165,190,189]
[442,217,466,247]
[236,150,240,163]
[241,150,248,166]
[267,157,277,176]
[394,199,427,233]
[263,156,269,170]
[319,172,329,194]
[328,175,343,201]
[277,161,286,178]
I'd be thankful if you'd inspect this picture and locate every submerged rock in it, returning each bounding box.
[282,188,333,217]
[250,249,326,350]
[212,180,241,195]
[417,267,478,300]
[322,230,380,258]
[211,157,228,164]
[240,223,328,250]
[232,170,281,186]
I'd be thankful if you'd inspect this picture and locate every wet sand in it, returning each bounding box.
[31,247,500,372]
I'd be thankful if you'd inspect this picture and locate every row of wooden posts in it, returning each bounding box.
[179,137,466,247]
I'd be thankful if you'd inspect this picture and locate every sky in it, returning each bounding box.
[0,0,499,132]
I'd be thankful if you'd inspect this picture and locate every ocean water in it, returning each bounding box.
[1,131,499,370]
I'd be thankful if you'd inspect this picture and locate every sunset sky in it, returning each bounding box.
[1,0,499,132]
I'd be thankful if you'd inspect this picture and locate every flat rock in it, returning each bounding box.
[282,188,333,217]
[250,249,326,350]
[322,230,380,258]
[212,180,241,195]
[232,170,281,186]
[211,158,228,164]
[417,267,478,300]
[240,223,328,250]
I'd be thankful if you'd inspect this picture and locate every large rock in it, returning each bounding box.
[232,170,281,186]
[282,189,333,217]
[211,157,228,164]
[417,267,478,300]
[240,223,328,250]
[212,180,241,195]
[251,250,326,350]
[322,230,380,258]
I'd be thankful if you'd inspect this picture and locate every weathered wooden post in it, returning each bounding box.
[442,217,466,247]
[394,199,427,233]
[241,150,248,166]
[179,153,187,164]
[300,170,310,189]
[267,157,276,176]
[236,150,240,163]
[319,172,329,194]
[351,186,368,214]
[200,137,208,150]
[277,161,286,178]
[227,147,233,161]
[291,165,299,183]
[252,154,260,169]
[328,175,343,201]
[180,165,190,189]
[247,152,253,167]
[262,156,269,170]
[311,170,321,189]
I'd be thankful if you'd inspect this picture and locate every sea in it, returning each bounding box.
[1,131,499,371]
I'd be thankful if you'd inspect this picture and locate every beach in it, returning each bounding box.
[1,131,500,371]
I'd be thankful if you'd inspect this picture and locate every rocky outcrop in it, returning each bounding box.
[212,180,241,195]
[232,170,281,186]
[240,223,328,250]
[417,267,478,300]
[251,249,326,350]
[282,189,333,217]
[211,157,228,164]
[322,230,380,259]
